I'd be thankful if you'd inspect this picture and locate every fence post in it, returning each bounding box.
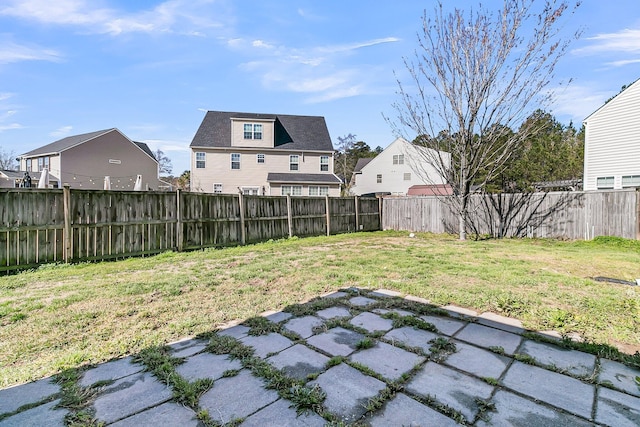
[63,184,71,262]
[354,196,360,231]
[378,195,383,231]
[286,195,293,238]
[176,189,183,251]
[325,195,331,236]
[238,191,246,245]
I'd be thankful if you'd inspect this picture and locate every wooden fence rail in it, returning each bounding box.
[382,190,640,240]
[0,187,380,272]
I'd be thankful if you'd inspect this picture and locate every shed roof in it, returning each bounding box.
[267,173,341,184]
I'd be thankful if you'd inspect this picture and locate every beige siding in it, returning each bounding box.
[584,81,640,191]
[231,118,275,148]
[190,148,337,195]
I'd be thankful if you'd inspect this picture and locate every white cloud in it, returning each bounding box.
[572,27,640,69]
[549,84,612,123]
[0,0,228,36]
[0,93,14,101]
[0,123,22,132]
[50,126,73,137]
[0,40,62,64]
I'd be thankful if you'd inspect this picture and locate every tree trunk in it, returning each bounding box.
[458,194,467,240]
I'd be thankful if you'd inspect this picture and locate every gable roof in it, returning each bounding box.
[353,158,374,173]
[583,78,640,123]
[190,111,334,151]
[21,129,115,157]
[133,141,155,160]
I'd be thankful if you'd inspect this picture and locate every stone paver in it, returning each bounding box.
[598,358,640,397]
[476,390,593,427]
[455,323,522,354]
[0,377,60,415]
[267,344,330,380]
[322,291,348,299]
[519,339,596,377]
[283,315,324,339]
[240,333,293,358]
[368,392,459,427]
[383,326,439,353]
[372,308,415,317]
[502,361,594,419]
[596,386,640,427]
[477,312,525,334]
[218,324,250,339]
[306,327,364,356]
[0,399,67,427]
[175,352,242,381]
[264,311,293,323]
[240,398,326,427]
[349,312,393,333]
[406,362,494,423]
[311,363,386,423]
[80,356,144,388]
[350,341,425,381]
[349,296,377,307]
[420,314,466,336]
[316,306,352,319]
[93,372,172,424]
[445,341,510,379]
[169,340,207,358]
[109,402,198,427]
[200,370,279,424]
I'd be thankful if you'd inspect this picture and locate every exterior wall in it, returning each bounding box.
[270,183,340,197]
[584,81,640,191]
[231,118,275,148]
[351,138,447,196]
[53,131,160,190]
[190,148,336,194]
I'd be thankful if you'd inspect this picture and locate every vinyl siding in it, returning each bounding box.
[231,118,275,149]
[584,80,640,191]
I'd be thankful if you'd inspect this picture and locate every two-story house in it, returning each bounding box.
[350,137,449,196]
[18,128,164,190]
[189,111,341,196]
[583,78,640,191]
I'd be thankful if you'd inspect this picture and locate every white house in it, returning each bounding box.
[350,137,449,196]
[583,79,640,191]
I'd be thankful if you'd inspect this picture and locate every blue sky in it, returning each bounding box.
[1,0,639,175]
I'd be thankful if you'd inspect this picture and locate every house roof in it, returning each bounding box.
[267,173,341,184]
[583,77,640,123]
[21,129,115,157]
[353,158,374,173]
[190,111,334,151]
[133,141,155,160]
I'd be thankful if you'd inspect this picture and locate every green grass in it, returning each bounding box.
[1,231,639,388]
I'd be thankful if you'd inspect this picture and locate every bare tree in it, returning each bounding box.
[389,1,580,240]
[334,133,357,195]
[154,149,173,176]
[0,147,18,171]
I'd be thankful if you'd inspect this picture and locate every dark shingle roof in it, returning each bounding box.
[353,158,374,173]
[190,111,334,151]
[21,129,115,157]
[267,173,341,184]
[133,141,156,160]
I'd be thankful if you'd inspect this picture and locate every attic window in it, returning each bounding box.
[393,154,404,165]
[244,123,263,140]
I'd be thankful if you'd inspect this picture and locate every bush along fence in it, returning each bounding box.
[382,190,640,240]
[0,187,381,273]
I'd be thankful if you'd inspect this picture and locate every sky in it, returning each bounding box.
[1,0,639,175]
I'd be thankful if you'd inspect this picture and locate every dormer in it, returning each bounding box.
[230,117,275,148]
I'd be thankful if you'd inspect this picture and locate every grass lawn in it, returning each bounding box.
[1,231,639,388]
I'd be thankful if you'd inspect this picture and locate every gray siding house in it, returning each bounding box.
[583,79,640,191]
[189,111,341,196]
[18,128,163,190]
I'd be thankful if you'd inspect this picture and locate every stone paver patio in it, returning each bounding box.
[1,288,639,426]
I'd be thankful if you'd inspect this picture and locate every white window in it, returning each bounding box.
[231,153,240,170]
[243,123,263,140]
[290,155,299,171]
[393,154,404,165]
[195,152,206,169]
[377,174,382,184]
[622,175,640,188]
[242,187,260,195]
[257,153,265,164]
[26,158,32,171]
[309,186,329,196]
[213,183,223,193]
[404,173,411,181]
[281,185,302,196]
[320,156,329,172]
[596,176,614,189]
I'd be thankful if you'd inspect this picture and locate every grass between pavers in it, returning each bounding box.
[1,231,640,388]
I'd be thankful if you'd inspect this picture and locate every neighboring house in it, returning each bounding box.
[18,128,164,190]
[189,111,341,196]
[583,79,640,191]
[0,170,53,189]
[350,137,449,196]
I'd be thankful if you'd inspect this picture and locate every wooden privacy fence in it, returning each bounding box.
[0,187,380,272]
[383,190,640,240]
